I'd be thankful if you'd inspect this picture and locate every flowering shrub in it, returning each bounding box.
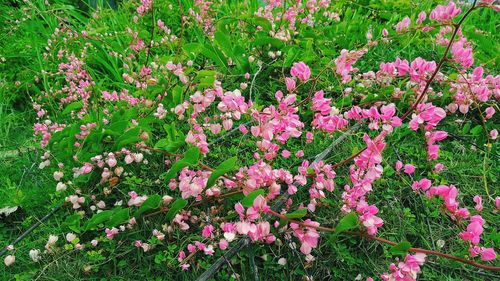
[1,0,499,280]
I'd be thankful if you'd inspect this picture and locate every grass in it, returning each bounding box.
[1,0,499,280]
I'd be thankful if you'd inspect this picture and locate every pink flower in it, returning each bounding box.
[490,129,498,140]
[290,62,311,82]
[412,178,432,191]
[203,245,215,255]
[473,195,483,212]
[282,150,291,158]
[219,239,229,250]
[181,264,190,271]
[429,2,461,23]
[239,124,248,134]
[485,107,495,119]
[434,163,444,172]
[290,219,320,255]
[53,171,64,181]
[381,253,426,281]
[285,77,296,91]
[295,150,304,157]
[382,28,388,37]
[416,11,426,25]
[306,132,314,143]
[480,248,497,261]
[459,215,485,245]
[404,164,415,174]
[202,225,215,238]
[395,160,403,171]
[395,17,410,32]
[105,227,119,239]
[66,195,85,209]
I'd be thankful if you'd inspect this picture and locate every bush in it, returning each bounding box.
[1,0,499,280]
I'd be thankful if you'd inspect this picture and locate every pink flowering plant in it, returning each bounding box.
[0,0,499,280]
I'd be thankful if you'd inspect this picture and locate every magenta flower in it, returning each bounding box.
[290,62,311,82]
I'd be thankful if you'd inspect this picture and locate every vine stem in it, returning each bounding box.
[330,0,480,170]
[267,210,500,271]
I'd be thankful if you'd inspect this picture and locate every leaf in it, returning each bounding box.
[205,157,238,189]
[335,212,359,233]
[84,208,130,230]
[63,214,81,233]
[154,138,184,153]
[470,125,482,136]
[389,241,412,256]
[85,210,113,230]
[106,208,130,228]
[115,127,141,149]
[214,31,234,58]
[285,208,307,219]
[166,198,188,221]
[134,195,162,217]
[462,123,471,134]
[242,189,265,208]
[62,101,83,115]
[164,147,200,181]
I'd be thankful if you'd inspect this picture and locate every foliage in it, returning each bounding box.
[0,0,499,280]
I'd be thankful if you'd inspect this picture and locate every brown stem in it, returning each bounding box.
[267,210,500,271]
[331,1,480,170]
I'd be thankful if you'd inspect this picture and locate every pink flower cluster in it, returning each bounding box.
[235,160,293,199]
[290,62,311,82]
[429,1,461,23]
[249,91,304,160]
[424,130,448,160]
[381,253,426,281]
[342,134,386,234]
[395,17,411,32]
[346,104,402,132]
[334,48,367,83]
[448,66,500,114]
[311,91,349,133]
[296,160,336,211]
[409,103,446,131]
[177,168,210,200]
[451,38,474,68]
[290,219,320,255]
[127,191,148,207]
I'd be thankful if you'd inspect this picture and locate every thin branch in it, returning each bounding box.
[0,205,62,256]
[330,1,480,170]
[267,210,500,272]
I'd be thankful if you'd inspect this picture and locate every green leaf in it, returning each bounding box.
[164,147,200,181]
[115,127,141,149]
[462,123,471,134]
[106,208,130,228]
[166,198,188,221]
[155,138,184,153]
[242,189,265,208]
[63,214,81,233]
[285,208,307,219]
[470,125,482,136]
[389,241,412,256]
[134,195,162,217]
[62,101,83,115]
[205,157,238,189]
[214,31,234,58]
[85,210,113,230]
[335,212,359,233]
[84,208,130,230]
